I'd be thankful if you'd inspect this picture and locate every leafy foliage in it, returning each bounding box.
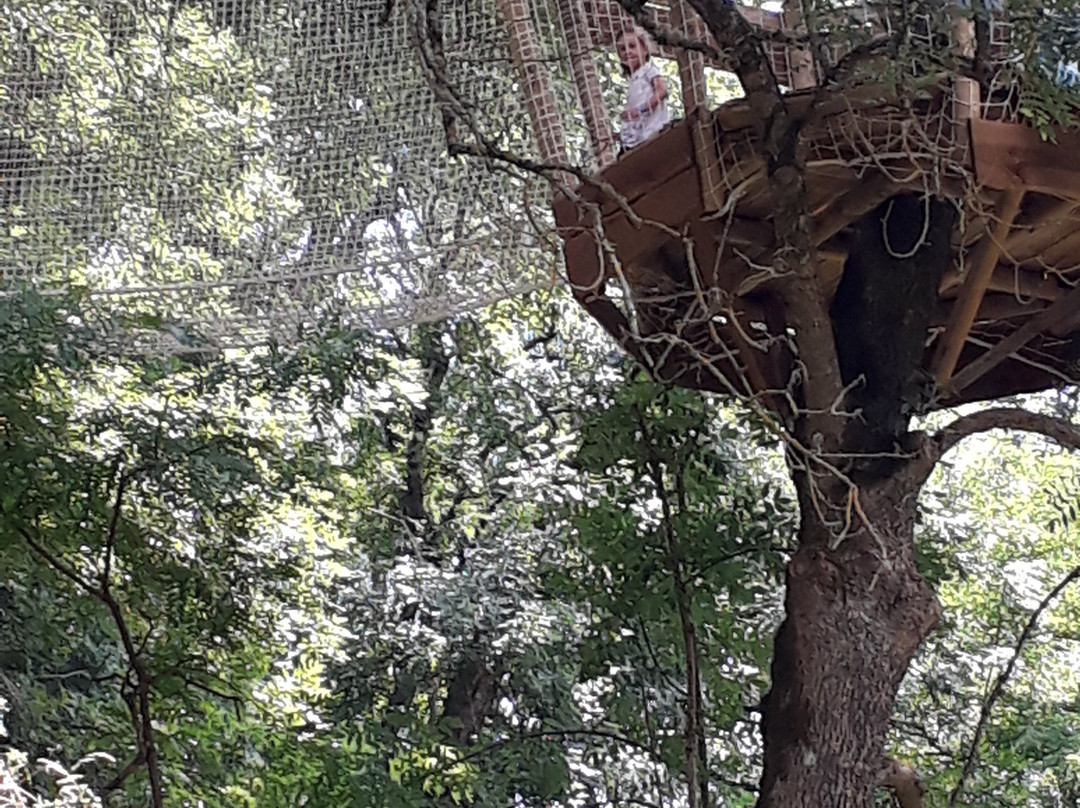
[3,0,1080,806]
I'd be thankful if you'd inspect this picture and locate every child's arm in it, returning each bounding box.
[624,75,668,120]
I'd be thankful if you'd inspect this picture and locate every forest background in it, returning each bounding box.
[2,0,1080,806]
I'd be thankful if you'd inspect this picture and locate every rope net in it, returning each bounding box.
[0,0,1064,353]
[1,0,579,350]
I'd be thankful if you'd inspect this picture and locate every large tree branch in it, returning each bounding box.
[908,408,1080,488]
[633,0,843,430]
[947,565,1080,807]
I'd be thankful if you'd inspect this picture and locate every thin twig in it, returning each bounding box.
[102,466,131,593]
[637,406,709,808]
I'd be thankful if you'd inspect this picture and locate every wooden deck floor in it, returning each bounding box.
[554,87,1080,406]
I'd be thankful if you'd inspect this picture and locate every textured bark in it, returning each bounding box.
[757,471,940,808]
[831,194,957,461]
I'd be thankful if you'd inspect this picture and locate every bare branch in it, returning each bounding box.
[947,565,1080,807]
[101,751,147,795]
[18,526,100,596]
[102,465,132,594]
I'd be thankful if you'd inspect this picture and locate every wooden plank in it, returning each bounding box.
[554,121,695,227]
[1039,229,1080,269]
[929,294,1048,326]
[812,173,902,246]
[949,283,1080,395]
[561,165,702,293]
[972,118,1080,198]
[585,123,695,208]
[553,193,585,230]
[724,217,775,248]
[1014,230,1075,267]
[562,228,607,294]
[599,166,702,268]
[1004,198,1078,261]
[932,188,1025,383]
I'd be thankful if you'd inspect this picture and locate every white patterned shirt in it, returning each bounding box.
[621,62,669,149]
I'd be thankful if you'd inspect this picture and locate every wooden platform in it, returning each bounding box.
[554,86,1080,407]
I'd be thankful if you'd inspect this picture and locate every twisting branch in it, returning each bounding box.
[908,408,1080,489]
[947,565,1080,807]
[102,465,131,592]
[17,468,164,808]
[101,751,147,795]
[18,526,99,595]
[636,406,709,808]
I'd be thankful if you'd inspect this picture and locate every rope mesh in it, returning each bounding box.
[0,0,1045,353]
[1,0,582,350]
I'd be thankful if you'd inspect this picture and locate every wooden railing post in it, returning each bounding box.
[557,0,618,169]
[497,0,570,173]
[669,0,723,211]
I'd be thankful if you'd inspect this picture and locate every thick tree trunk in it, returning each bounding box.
[756,472,940,808]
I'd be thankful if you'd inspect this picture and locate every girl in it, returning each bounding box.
[616,26,669,150]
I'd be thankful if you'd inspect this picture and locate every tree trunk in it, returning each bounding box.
[756,471,940,808]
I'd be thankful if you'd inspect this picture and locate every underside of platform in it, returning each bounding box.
[555,86,1080,411]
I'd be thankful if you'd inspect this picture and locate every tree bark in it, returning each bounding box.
[757,471,940,808]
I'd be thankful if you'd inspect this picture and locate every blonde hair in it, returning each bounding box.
[615,25,657,76]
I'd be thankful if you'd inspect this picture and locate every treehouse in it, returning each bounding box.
[515,0,1080,411]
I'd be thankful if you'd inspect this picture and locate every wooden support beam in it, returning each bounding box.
[1039,231,1080,270]
[1003,198,1079,263]
[781,4,816,90]
[669,0,724,212]
[812,173,902,247]
[498,0,569,170]
[972,118,1080,198]
[933,188,1025,383]
[939,265,1065,303]
[948,282,1080,395]
[930,295,1048,327]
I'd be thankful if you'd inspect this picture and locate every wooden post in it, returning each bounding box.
[932,189,1024,384]
[950,6,980,146]
[669,0,707,114]
[669,0,723,211]
[497,0,569,169]
[557,0,617,169]
[949,283,1080,395]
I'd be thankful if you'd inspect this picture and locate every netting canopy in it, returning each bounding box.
[4,0,1078,371]
[2,0,637,350]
